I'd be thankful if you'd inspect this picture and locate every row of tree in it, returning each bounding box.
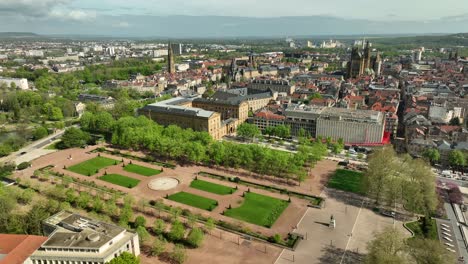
[78,114,328,182]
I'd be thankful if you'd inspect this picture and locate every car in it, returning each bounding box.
[380,210,396,218]
[20,151,27,155]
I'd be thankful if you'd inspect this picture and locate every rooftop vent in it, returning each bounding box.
[87,233,100,242]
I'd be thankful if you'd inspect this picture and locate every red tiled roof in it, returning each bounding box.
[255,110,285,120]
[0,234,47,264]
[439,125,461,134]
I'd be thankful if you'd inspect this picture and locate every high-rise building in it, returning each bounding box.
[168,42,176,74]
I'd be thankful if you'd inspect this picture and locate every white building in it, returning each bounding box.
[0,77,29,90]
[154,49,169,57]
[26,50,44,57]
[27,211,140,264]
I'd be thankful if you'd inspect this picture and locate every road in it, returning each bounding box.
[0,129,65,164]
[444,203,468,261]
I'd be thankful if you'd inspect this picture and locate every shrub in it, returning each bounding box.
[17,162,31,170]
[186,227,204,248]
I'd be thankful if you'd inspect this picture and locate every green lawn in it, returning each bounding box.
[327,169,366,194]
[190,179,236,195]
[98,174,141,188]
[123,164,161,176]
[68,156,120,176]
[225,192,289,228]
[167,192,218,211]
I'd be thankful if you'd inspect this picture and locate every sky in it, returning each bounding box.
[0,0,467,36]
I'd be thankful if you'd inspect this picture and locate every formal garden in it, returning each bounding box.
[67,156,120,176]
[224,192,289,228]
[99,173,141,188]
[123,163,162,176]
[167,192,218,211]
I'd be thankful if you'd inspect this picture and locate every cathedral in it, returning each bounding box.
[346,41,382,79]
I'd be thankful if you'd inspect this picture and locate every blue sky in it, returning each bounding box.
[0,0,467,36]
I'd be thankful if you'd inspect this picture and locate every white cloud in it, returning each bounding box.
[0,0,95,22]
[49,9,96,21]
[116,21,130,28]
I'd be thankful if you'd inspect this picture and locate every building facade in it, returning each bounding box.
[248,79,296,95]
[138,97,226,139]
[0,77,29,90]
[192,97,249,123]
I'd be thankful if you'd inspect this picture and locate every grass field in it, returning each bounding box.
[190,179,236,195]
[123,164,161,176]
[225,192,289,228]
[68,156,120,176]
[327,169,366,194]
[98,174,141,188]
[167,192,218,211]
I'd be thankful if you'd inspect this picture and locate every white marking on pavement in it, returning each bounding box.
[339,199,365,264]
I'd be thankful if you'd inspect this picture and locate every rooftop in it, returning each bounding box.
[0,234,47,264]
[140,97,215,118]
[42,211,125,250]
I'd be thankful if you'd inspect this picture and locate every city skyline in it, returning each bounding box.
[0,0,467,37]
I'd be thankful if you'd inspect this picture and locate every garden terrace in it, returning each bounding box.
[67,156,120,176]
[198,171,323,207]
[123,163,161,176]
[190,179,236,195]
[167,192,218,211]
[98,173,141,188]
[224,192,289,228]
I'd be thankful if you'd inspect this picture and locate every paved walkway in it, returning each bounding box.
[276,189,409,264]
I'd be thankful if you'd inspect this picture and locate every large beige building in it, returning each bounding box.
[27,211,140,264]
[192,97,249,123]
[249,79,295,95]
[138,97,227,139]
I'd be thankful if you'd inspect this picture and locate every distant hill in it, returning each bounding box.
[373,33,468,47]
[0,32,40,38]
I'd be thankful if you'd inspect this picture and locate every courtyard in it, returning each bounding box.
[16,144,364,264]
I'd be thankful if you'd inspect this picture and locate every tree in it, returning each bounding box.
[168,220,185,241]
[448,150,466,170]
[33,126,48,140]
[422,148,440,164]
[153,219,166,235]
[170,244,187,264]
[186,227,204,248]
[273,125,291,139]
[204,217,215,234]
[449,117,461,126]
[150,235,166,256]
[236,123,260,141]
[365,227,408,264]
[136,226,150,243]
[106,252,140,264]
[60,127,90,149]
[406,238,456,264]
[134,216,146,228]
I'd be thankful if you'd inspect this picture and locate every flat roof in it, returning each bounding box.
[42,212,126,250]
[140,97,215,119]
